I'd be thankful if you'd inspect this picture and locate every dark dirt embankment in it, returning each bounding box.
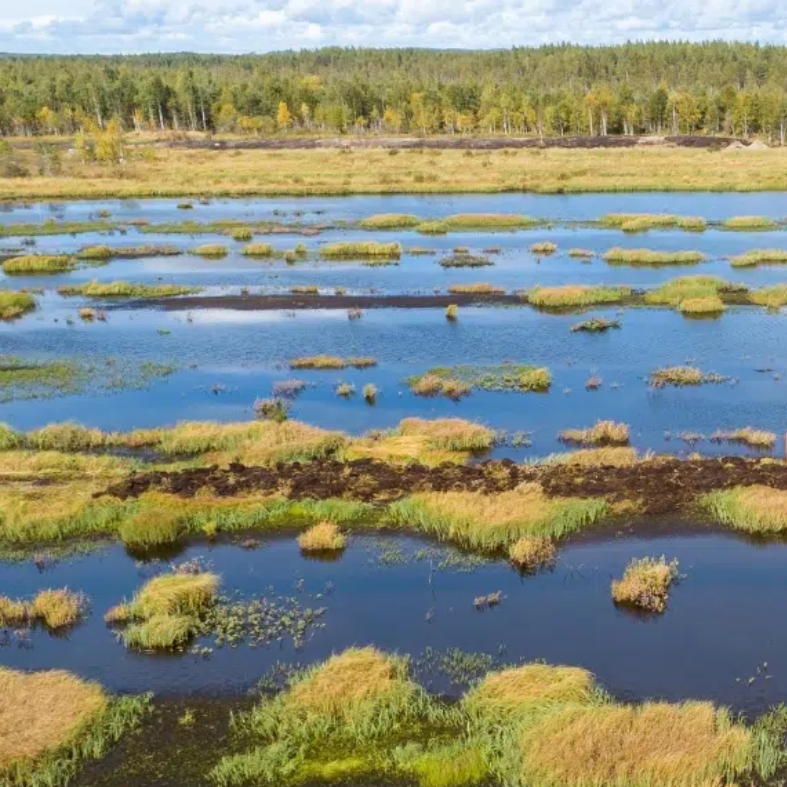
[170,135,746,151]
[116,293,523,312]
[102,456,787,514]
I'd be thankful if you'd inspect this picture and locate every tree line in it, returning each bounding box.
[3,42,787,141]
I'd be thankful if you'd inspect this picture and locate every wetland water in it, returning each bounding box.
[5,193,787,785]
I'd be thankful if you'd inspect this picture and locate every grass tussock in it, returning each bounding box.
[446,282,505,295]
[58,280,198,298]
[568,248,594,258]
[600,213,707,232]
[241,243,274,257]
[650,366,724,387]
[508,536,556,570]
[107,570,219,650]
[0,291,36,320]
[702,486,787,533]
[445,304,458,320]
[530,241,557,254]
[443,214,538,230]
[298,521,346,552]
[557,447,641,467]
[230,227,253,241]
[644,275,742,310]
[710,427,776,448]
[416,221,449,235]
[388,484,608,548]
[749,284,787,309]
[408,364,550,396]
[359,213,420,229]
[611,556,679,612]
[559,421,629,446]
[192,244,228,258]
[527,285,630,309]
[0,588,84,629]
[603,247,705,266]
[438,253,493,268]
[722,215,778,230]
[730,249,787,267]
[678,295,726,314]
[2,255,74,274]
[320,242,402,259]
[289,355,376,370]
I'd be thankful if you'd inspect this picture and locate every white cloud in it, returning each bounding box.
[0,0,786,53]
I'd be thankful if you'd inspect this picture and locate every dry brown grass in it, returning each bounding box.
[558,447,640,467]
[710,427,776,448]
[465,664,596,717]
[517,701,753,787]
[508,536,556,570]
[0,668,107,772]
[29,589,83,628]
[298,521,346,552]
[611,556,679,612]
[559,421,630,446]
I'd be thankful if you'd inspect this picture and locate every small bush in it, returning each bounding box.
[254,398,289,423]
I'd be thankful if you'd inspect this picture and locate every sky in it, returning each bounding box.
[0,0,784,54]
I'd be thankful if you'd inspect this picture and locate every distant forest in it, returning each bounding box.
[3,43,787,141]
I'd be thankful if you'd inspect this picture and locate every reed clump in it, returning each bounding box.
[76,245,113,260]
[298,522,346,552]
[0,290,35,319]
[58,280,198,298]
[443,214,539,230]
[527,285,630,309]
[2,255,75,274]
[241,243,274,257]
[568,248,594,258]
[0,588,84,629]
[604,248,705,266]
[749,285,787,309]
[445,304,458,320]
[644,275,733,307]
[359,214,420,229]
[559,421,630,446]
[320,242,402,259]
[650,366,724,387]
[289,355,376,370]
[192,244,229,257]
[438,253,493,268]
[701,486,787,533]
[722,215,778,230]
[678,296,726,314]
[599,213,707,232]
[710,427,776,448]
[446,283,505,295]
[415,221,449,235]
[230,227,253,241]
[362,383,377,403]
[508,536,556,570]
[611,556,679,612]
[730,249,787,267]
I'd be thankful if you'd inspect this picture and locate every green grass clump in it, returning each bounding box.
[106,571,219,651]
[749,285,787,309]
[644,275,731,306]
[722,215,778,230]
[701,487,787,533]
[603,248,705,266]
[443,214,538,230]
[599,213,706,232]
[416,221,449,235]
[230,227,253,241]
[570,317,620,332]
[446,283,505,295]
[3,255,75,274]
[527,285,630,309]
[76,245,113,260]
[568,248,594,258]
[438,253,493,268]
[678,296,726,315]
[710,427,776,448]
[408,364,551,394]
[320,242,402,259]
[0,220,115,237]
[359,213,420,229]
[0,291,35,319]
[192,244,229,258]
[730,249,787,267]
[289,355,376,370]
[241,243,274,257]
[559,421,629,446]
[58,280,199,298]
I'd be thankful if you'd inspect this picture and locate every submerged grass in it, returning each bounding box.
[527,285,630,309]
[611,556,680,612]
[58,280,199,298]
[3,255,74,274]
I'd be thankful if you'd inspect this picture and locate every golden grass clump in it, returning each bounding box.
[192,243,228,257]
[722,215,777,230]
[230,227,253,241]
[0,596,29,626]
[29,589,84,629]
[359,213,420,229]
[599,213,707,232]
[76,245,113,260]
[0,668,108,774]
[516,700,753,787]
[749,284,787,309]
[559,420,630,446]
[464,663,596,718]
[2,255,75,274]
[644,275,731,307]
[298,522,346,552]
[677,295,726,314]
[710,427,776,448]
[604,247,705,266]
[289,355,345,369]
[415,220,449,235]
[702,486,787,533]
[730,249,787,267]
[611,556,679,612]
[445,304,458,320]
[241,242,274,257]
[389,484,608,548]
[443,213,538,230]
[397,417,494,452]
[530,241,557,254]
[57,280,198,298]
[568,248,594,258]
[527,285,630,309]
[0,290,36,319]
[650,365,715,387]
[320,242,402,259]
[78,307,96,321]
[557,447,640,467]
[508,536,556,570]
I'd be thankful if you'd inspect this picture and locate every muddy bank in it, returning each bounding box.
[117,293,523,312]
[103,456,787,514]
[170,135,746,151]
